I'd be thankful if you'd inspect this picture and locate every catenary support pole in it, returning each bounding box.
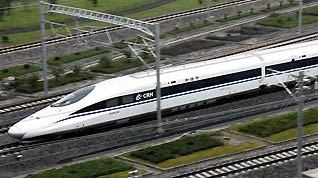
[40,1,48,95]
[155,23,163,133]
[298,0,303,34]
[207,0,211,19]
[296,71,304,178]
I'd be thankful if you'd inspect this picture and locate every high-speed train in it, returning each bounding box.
[8,40,318,140]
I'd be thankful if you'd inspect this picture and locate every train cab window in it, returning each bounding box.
[51,85,95,107]
[106,98,119,108]
[122,95,134,104]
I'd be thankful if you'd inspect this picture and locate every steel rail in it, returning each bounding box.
[0,0,258,55]
[0,92,317,159]
[171,141,318,178]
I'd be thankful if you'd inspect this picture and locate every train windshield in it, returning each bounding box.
[51,85,95,107]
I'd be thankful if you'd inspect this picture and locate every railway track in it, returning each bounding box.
[0,0,259,55]
[0,92,68,115]
[0,91,317,160]
[171,141,318,178]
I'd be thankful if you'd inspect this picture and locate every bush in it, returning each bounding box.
[49,47,109,66]
[2,69,8,73]
[270,13,280,17]
[15,72,94,93]
[72,65,81,75]
[23,64,31,69]
[122,49,132,59]
[99,55,111,67]
[25,158,132,178]
[2,36,9,43]
[51,66,64,81]
[131,134,223,163]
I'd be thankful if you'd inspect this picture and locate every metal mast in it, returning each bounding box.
[296,71,304,178]
[39,1,163,132]
[298,0,303,33]
[40,1,48,95]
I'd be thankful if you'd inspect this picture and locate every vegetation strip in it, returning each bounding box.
[15,71,94,94]
[24,158,133,178]
[91,56,155,74]
[129,133,223,164]
[0,64,41,80]
[48,47,109,65]
[0,0,231,46]
[230,107,318,142]
[122,132,260,168]
[258,8,318,29]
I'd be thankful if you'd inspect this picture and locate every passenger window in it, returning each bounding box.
[107,98,118,108]
[122,95,134,104]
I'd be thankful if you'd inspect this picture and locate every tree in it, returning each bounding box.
[250,8,254,14]
[27,74,39,88]
[0,0,11,19]
[51,66,64,81]
[279,0,284,7]
[123,49,132,58]
[123,49,132,63]
[237,10,242,16]
[2,36,9,43]
[198,0,203,4]
[267,4,271,10]
[224,13,228,19]
[72,65,81,75]
[99,55,111,67]
[0,9,4,21]
[92,0,98,6]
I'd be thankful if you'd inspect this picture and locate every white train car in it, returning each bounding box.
[8,40,318,140]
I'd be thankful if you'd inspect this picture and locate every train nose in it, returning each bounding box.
[8,126,25,139]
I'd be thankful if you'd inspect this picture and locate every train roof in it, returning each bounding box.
[95,40,318,91]
[131,40,318,80]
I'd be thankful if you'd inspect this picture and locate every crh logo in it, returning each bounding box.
[136,94,142,101]
[136,92,154,101]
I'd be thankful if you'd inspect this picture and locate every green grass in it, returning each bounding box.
[129,0,233,20]
[129,133,223,164]
[157,141,259,168]
[303,6,318,16]
[0,64,41,80]
[15,72,94,94]
[123,141,259,169]
[230,107,318,141]
[163,20,212,37]
[0,0,233,46]
[102,169,148,178]
[91,57,155,74]
[0,0,159,46]
[0,95,11,101]
[265,123,318,142]
[48,47,109,65]
[24,158,133,178]
[216,12,257,22]
[0,0,159,32]
[261,3,295,13]
[258,15,318,28]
